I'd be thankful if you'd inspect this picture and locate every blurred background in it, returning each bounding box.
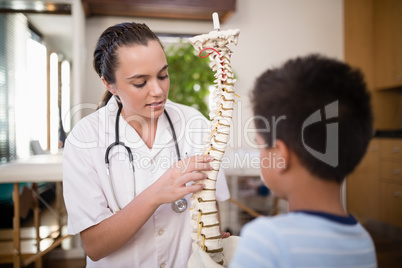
[0,0,401,267]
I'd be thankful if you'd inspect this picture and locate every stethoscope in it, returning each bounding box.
[105,102,188,213]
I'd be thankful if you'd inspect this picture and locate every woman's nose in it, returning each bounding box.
[149,80,164,96]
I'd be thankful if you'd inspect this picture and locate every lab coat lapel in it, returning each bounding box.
[118,117,149,154]
[151,112,174,159]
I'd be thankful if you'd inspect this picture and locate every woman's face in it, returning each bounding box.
[106,40,170,123]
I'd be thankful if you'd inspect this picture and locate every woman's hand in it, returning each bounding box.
[81,154,213,261]
[222,232,231,239]
[150,154,214,206]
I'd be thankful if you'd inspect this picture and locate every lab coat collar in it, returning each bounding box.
[102,97,181,159]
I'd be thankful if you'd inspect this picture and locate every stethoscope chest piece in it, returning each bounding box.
[171,198,188,213]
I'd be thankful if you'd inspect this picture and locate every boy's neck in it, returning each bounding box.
[286,169,347,216]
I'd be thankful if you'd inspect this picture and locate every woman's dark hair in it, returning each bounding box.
[93,22,161,108]
[252,54,373,183]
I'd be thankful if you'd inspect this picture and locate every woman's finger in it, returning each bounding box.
[188,155,215,172]
[177,155,214,173]
[193,154,215,163]
[181,183,205,196]
[222,232,231,239]
[188,162,213,173]
[179,172,206,185]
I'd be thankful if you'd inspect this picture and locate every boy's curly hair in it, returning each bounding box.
[252,54,373,183]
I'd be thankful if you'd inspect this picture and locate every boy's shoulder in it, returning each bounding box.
[240,213,302,241]
[244,211,368,235]
[235,212,377,268]
[242,211,376,256]
[245,212,317,227]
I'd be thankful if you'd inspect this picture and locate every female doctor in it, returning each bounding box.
[63,22,230,267]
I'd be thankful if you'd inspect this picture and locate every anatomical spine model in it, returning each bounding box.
[188,13,240,266]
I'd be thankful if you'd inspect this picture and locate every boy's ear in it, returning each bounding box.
[101,76,117,95]
[274,139,289,173]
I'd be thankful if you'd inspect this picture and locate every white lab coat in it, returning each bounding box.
[63,97,230,267]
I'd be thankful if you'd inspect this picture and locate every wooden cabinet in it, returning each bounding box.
[347,138,402,228]
[379,139,402,160]
[379,182,402,227]
[347,140,380,220]
[345,0,402,130]
[380,161,402,184]
[373,0,402,90]
[379,139,402,186]
[378,139,402,227]
[345,0,402,229]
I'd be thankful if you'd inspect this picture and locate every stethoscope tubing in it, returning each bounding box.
[105,101,187,212]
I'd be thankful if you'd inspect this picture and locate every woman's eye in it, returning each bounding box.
[158,74,169,80]
[133,81,146,88]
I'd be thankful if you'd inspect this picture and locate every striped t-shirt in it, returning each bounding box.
[229,211,377,268]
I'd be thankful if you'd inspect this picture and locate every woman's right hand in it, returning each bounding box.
[80,155,214,261]
[150,154,214,206]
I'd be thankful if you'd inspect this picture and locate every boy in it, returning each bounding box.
[230,55,377,267]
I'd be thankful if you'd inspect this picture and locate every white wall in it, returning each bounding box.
[224,0,343,150]
[83,0,343,150]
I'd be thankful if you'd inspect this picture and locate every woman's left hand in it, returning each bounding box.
[222,232,231,239]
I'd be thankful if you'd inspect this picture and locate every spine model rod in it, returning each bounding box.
[188,13,240,266]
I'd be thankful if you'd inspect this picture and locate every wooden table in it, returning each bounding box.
[0,154,70,268]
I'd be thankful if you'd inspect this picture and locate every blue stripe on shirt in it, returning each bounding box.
[294,210,358,225]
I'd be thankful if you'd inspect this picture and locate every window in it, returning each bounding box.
[0,13,70,162]
[18,33,47,156]
[0,14,27,163]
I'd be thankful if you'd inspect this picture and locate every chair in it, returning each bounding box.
[30,140,48,155]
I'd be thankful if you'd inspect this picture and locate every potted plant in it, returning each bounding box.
[165,40,214,118]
